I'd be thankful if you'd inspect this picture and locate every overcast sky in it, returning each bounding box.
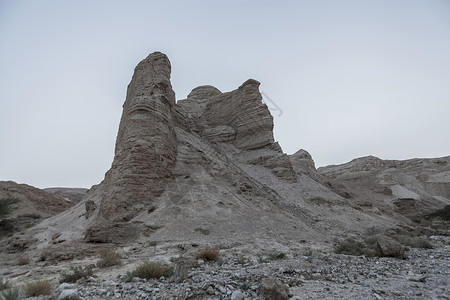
[0,0,449,188]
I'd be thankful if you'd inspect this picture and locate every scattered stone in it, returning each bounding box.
[260,276,290,300]
[231,290,245,300]
[377,236,405,259]
[58,289,80,300]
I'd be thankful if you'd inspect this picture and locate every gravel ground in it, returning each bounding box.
[17,235,449,300]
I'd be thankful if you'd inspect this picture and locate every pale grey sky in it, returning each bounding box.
[0,0,449,188]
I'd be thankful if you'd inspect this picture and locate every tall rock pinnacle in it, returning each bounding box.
[99,52,178,222]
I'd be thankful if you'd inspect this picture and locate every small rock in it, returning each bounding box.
[231,290,245,300]
[58,289,80,300]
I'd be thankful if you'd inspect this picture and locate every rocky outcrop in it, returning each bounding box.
[98,52,178,223]
[178,80,297,182]
[0,181,73,218]
[318,156,450,216]
[289,149,316,174]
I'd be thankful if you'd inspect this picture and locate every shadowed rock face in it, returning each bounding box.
[99,52,178,222]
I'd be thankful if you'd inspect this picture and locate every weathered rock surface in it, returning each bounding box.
[318,155,450,220]
[44,187,88,203]
[96,52,178,224]
[376,235,405,259]
[0,181,74,218]
[260,276,290,300]
[4,51,449,261]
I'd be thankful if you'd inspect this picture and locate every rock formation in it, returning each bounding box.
[15,51,449,252]
[99,52,178,222]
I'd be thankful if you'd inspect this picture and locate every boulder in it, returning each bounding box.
[377,236,405,259]
[260,276,289,300]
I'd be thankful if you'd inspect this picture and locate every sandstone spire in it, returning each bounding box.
[99,52,178,222]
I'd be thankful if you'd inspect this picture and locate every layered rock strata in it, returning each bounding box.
[98,52,178,222]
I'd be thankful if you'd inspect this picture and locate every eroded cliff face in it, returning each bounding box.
[97,52,300,227]
[99,52,178,223]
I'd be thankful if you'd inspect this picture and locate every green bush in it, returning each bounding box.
[96,248,122,268]
[1,287,19,300]
[24,280,52,297]
[60,266,93,283]
[134,262,174,280]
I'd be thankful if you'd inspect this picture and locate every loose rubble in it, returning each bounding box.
[11,235,448,300]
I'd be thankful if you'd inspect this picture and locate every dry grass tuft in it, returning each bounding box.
[135,262,174,279]
[97,248,122,268]
[24,280,52,297]
[195,247,220,261]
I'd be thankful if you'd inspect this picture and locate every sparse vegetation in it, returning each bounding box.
[19,213,41,219]
[288,279,303,287]
[96,248,122,268]
[24,280,52,297]
[334,238,379,257]
[239,282,250,291]
[60,266,94,283]
[134,262,174,280]
[269,252,286,260]
[1,287,19,300]
[17,255,31,265]
[258,252,287,263]
[123,270,137,282]
[426,205,450,221]
[195,248,220,261]
[390,234,433,249]
[0,277,10,291]
[235,256,248,265]
[0,198,19,217]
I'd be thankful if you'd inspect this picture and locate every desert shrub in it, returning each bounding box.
[1,287,19,300]
[24,280,52,297]
[60,265,93,283]
[390,234,433,249]
[0,278,10,291]
[239,282,250,290]
[195,248,220,261]
[258,252,287,263]
[0,198,19,217]
[334,239,378,257]
[134,262,174,280]
[426,205,450,221]
[17,255,31,265]
[19,213,41,219]
[236,256,248,265]
[123,270,137,282]
[269,252,286,260]
[96,248,122,268]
